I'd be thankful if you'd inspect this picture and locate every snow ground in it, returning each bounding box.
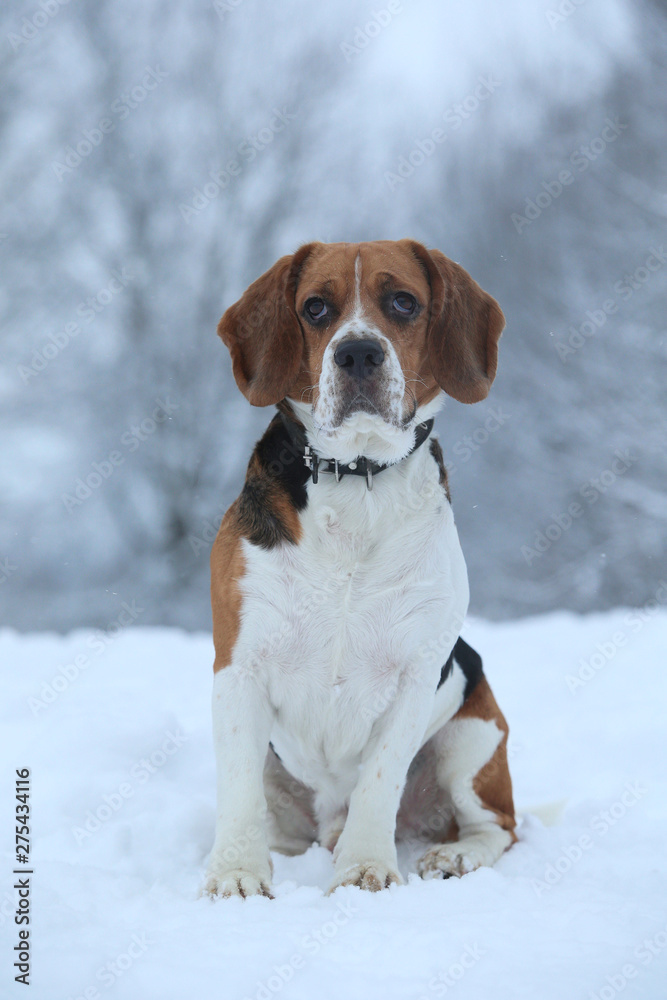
[2,609,666,1000]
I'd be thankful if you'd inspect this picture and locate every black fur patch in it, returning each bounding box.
[429,438,451,501]
[437,637,484,700]
[438,647,455,688]
[235,414,310,548]
[254,414,310,511]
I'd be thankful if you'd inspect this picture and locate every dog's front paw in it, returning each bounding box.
[202,864,273,900]
[418,841,486,880]
[327,860,403,894]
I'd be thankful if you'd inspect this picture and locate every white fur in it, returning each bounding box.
[204,401,474,895]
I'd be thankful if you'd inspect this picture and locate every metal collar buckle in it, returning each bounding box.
[303,445,319,484]
[304,450,374,489]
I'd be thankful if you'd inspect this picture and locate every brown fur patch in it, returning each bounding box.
[211,511,245,673]
[454,675,517,838]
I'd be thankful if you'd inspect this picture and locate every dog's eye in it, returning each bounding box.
[392,293,417,316]
[305,298,328,322]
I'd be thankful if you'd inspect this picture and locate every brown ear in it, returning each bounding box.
[410,243,505,404]
[217,245,312,406]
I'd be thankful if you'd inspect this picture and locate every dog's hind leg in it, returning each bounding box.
[417,673,516,879]
[264,746,317,856]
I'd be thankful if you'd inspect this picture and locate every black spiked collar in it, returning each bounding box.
[279,409,435,491]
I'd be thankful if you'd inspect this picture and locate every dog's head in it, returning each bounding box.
[218,240,504,464]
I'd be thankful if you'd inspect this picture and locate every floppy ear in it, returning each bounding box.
[217,245,312,406]
[410,243,505,404]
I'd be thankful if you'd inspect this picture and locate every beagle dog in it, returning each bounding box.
[203,240,515,898]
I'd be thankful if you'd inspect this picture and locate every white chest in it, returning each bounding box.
[232,447,469,792]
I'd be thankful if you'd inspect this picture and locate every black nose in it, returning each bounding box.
[333,338,385,380]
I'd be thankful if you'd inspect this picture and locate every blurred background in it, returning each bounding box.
[1,0,665,633]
